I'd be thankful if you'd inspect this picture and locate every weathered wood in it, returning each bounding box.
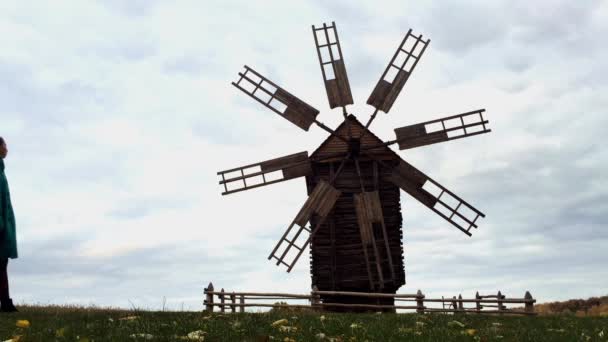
[367,30,430,113]
[218,151,312,195]
[393,109,490,150]
[239,295,245,313]
[294,180,341,226]
[232,66,319,131]
[312,22,353,109]
[325,60,353,108]
[204,282,214,313]
[220,288,225,313]
[524,291,535,313]
[416,289,425,314]
[206,291,311,299]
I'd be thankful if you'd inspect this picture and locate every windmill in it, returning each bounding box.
[217,22,491,310]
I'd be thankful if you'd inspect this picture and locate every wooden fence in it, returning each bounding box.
[203,282,536,315]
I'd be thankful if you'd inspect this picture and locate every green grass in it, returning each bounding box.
[0,305,606,341]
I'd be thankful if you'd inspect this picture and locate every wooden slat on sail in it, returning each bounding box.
[269,180,341,272]
[232,66,319,131]
[394,109,490,150]
[312,22,353,109]
[367,29,430,113]
[218,151,311,195]
[386,159,485,236]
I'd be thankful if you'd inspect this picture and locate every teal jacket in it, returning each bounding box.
[0,159,17,259]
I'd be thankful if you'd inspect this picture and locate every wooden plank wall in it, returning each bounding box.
[306,159,405,310]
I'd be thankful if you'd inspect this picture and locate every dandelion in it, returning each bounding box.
[119,316,139,321]
[272,319,289,327]
[55,327,66,337]
[465,329,477,336]
[320,315,326,322]
[15,320,30,328]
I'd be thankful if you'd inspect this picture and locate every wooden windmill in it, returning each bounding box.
[217,22,491,310]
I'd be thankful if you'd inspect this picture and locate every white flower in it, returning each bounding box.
[129,333,153,340]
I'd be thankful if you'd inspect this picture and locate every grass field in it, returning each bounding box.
[0,305,606,341]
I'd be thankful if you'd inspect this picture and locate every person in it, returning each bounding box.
[0,137,18,312]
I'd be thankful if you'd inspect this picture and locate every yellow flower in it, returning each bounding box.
[320,315,326,322]
[350,323,361,329]
[272,319,289,327]
[466,329,477,336]
[278,326,297,333]
[15,320,30,328]
[119,315,139,321]
[56,327,66,337]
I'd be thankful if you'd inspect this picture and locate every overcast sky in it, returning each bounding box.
[1,1,606,311]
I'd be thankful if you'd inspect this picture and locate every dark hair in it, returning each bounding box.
[0,137,4,146]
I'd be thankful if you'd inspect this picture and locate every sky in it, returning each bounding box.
[1,1,607,311]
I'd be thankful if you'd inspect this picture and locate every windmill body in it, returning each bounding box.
[217,22,492,311]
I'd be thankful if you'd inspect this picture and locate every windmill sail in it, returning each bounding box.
[354,191,396,290]
[312,21,353,109]
[232,66,320,131]
[386,160,485,236]
[268,180,341,272]
[394,109,491,150]
[218,152,312,195]
[367,29,430,113]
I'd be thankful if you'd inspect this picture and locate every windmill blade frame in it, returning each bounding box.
[312,21,354,110]
[393,109,491,150]
[364,154,485,236]
[268,179,342,272]
[367,29,430,114]
[232,65,320,131]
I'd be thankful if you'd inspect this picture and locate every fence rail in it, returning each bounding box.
[203,282,536,315]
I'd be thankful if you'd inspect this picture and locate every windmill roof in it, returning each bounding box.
[310,114,402,161]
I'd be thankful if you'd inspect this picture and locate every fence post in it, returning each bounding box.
[475,291,481,313]
[458,294,464,311]
[311,285,321,311]
[416,289,425,314]
[231,292,236,313]
[524,291,534,314]
[220,288,225,313]
[452,296,458,314]
[497,291,505,314]
[204,282,214,313]
[239,294,245,313]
